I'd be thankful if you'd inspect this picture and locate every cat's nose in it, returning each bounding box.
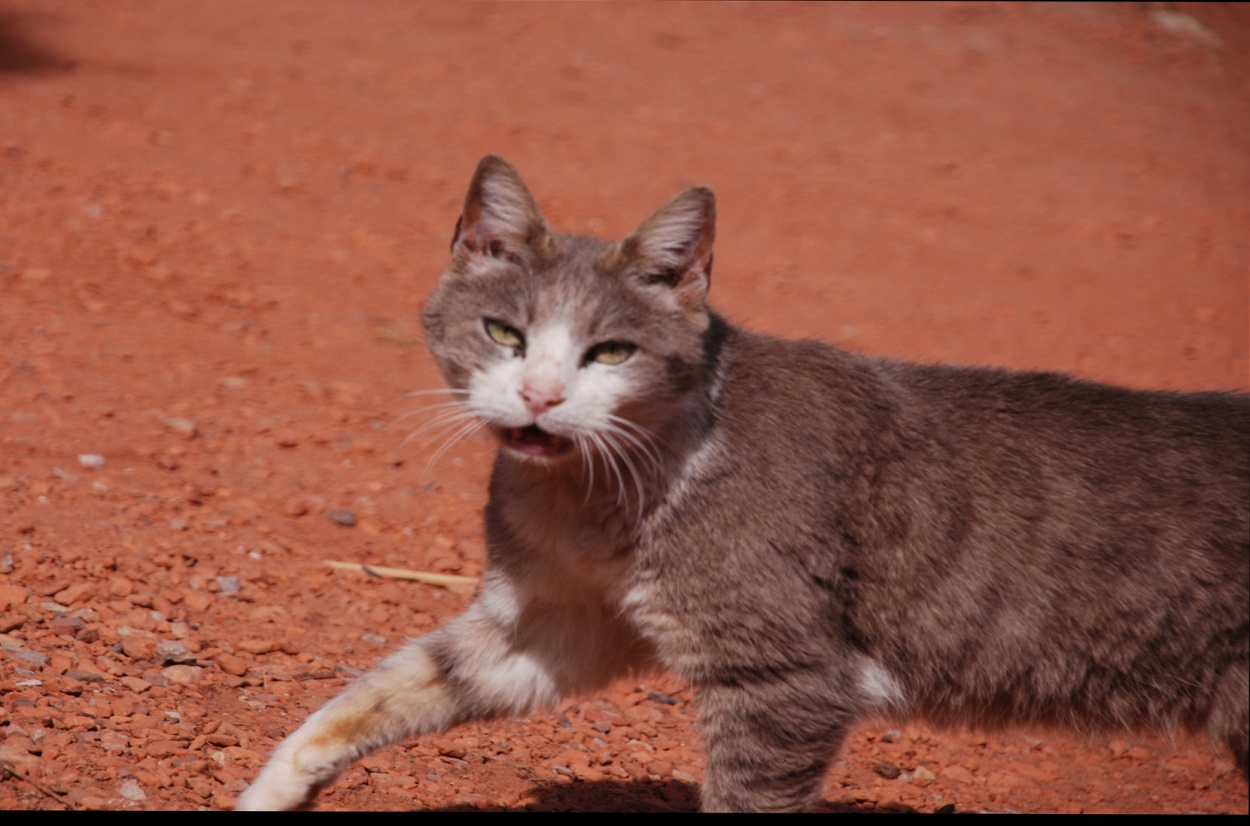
[520,386,565,415]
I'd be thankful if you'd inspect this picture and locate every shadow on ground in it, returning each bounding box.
[0,11,74,74]
[430,778,932,813]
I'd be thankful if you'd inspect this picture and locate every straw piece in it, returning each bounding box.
[324,560,479,593]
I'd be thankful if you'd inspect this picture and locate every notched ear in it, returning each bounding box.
[450,155,550,263]
[621,186,715,313]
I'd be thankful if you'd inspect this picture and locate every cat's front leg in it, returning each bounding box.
[235,637,464,810]
[237,575,613,810]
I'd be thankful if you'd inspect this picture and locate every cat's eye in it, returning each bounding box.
[485,319,524,351]
[585,341,636,366]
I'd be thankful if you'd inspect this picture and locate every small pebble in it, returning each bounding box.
[873,761,901,780]
[326,509,357,527]
[154,640,196,665]
[118,778,147,801]
[164,417,198,438]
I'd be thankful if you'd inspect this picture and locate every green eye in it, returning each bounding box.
[586,341,636,366]
[485,319,524,350]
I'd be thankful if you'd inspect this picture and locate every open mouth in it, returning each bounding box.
[496,425,574,458]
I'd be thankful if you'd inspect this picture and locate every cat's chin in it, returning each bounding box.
[495,425,575,460]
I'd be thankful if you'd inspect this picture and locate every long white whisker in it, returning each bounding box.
[419,419,485,484]
[609,429,647,516]
[390,400,476,430]
[592,431,620,502]
[397,409,480,452]
[605,414,663,473]
[576,434,595,504]
[420,419,477,477]
[402,388,472,399]
[605,414,665,479]
[597,430,628,508]
[606,426,660,481]
[603,418,663,492]
[411,410,481,444]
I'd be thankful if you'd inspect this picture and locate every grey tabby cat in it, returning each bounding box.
[238,155,1249,812]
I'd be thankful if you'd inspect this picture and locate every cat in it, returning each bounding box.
[238,155,1249,812]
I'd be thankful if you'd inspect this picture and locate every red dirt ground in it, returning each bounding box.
[0,1,1247,813]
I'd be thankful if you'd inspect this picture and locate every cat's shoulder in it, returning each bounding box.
[715,320,884,398]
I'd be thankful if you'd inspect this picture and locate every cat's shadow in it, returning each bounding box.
[428,779,921,813]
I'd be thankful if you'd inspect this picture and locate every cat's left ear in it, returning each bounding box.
[621,186,715,314]
[451,155,550,263]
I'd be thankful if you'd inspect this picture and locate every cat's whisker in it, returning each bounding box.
[574,434,596,505]
[605,414,663,471]
[390,400,476,431]
[596,419,662,513]
[583,431,611,496]
[617,435,650,518]
[396,408,480,452]
[418,419,485,484]
[611,448,633,510]
[399,420,475,458]
[598,427,643,512]
[426,415,484,454]
[603,417,663,482]
[594,431,629,509]
[401,388,473,399]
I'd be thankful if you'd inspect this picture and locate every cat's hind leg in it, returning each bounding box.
[237,576,641,810]
[695,667,862,812]
[1210,661,1249,778]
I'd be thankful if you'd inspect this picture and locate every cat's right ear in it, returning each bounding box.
[450,156,549,263]
[621,186,715,316]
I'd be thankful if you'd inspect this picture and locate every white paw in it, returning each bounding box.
[235,759,321,811]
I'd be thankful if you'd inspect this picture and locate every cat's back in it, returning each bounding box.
[705,326,1248,581]
[879,355,1250,558]
[711,324,1248,526]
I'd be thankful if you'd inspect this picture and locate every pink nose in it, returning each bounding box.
[520,387,565,414]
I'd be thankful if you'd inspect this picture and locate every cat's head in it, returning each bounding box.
[420,155,716,465]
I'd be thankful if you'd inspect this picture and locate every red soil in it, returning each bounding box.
[0,1,1246,813]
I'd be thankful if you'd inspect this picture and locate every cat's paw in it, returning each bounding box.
[235,746,343,811]
[235,772,311,811]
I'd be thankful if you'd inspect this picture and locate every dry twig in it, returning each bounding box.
[324,560,479,594]
[0,760,75,809]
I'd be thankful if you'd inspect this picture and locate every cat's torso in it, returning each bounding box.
[488,314,1249,735]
